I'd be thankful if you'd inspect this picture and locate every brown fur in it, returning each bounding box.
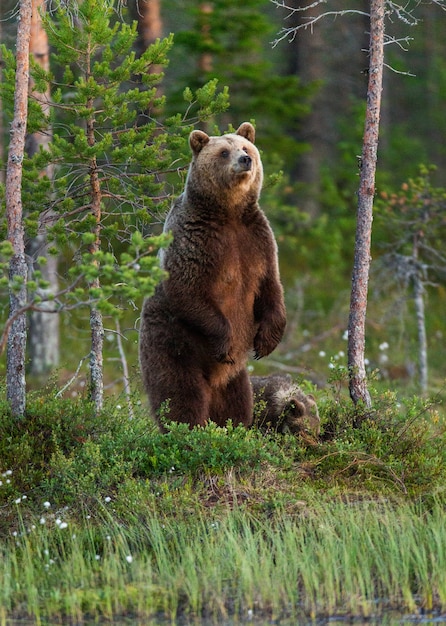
[139,123,286,430]
[251,374,320,436]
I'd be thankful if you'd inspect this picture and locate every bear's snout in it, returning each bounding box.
[238,154,252,170]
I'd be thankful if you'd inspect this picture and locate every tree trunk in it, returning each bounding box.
[6,0,33,418]
[413,271,428,395]
[87,143,104,414]
[0,12,4,186]
[287,1,325,218]
[347,0,385,408]
[86,88,103,413]
[135,0,162,51]
[26,0,60,378]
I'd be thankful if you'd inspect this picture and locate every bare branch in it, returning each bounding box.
[383,63,415,76]
[272,9,369,46]
[55,355,89,399]
[114,319,135,419]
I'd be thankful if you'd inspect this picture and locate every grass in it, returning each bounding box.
[3,499,446,623]
[0,380,446,623]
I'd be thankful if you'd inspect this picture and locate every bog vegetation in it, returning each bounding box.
[0,377,446,622]
[0,0,446,622]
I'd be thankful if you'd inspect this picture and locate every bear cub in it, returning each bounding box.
[139,122,286,430]
[251,374,320,436]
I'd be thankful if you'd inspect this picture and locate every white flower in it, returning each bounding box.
[40,517,46,525]
[343,330,349,340]
[379,341,389,351]
[104,496,111,503]
[14,498,21,504]
[319,350,326,357]
[125,555,133,564]
[59,522,68,530]
[43,501,51,509]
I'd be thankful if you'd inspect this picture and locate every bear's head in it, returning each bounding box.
[274,387,320,436]
[186,122,263,210]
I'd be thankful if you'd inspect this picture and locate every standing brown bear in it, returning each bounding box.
[139,122,286,429]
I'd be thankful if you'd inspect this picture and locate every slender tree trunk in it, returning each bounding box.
[86,33,103,413]
[136,0,162,50]
[287,1,325,218]
[347,0,385,408]
[413,272,428,395]
[6,0,33,418]
[0,13,5,186]
[412,235,428,394]
[27,0,60,378]
[87,123,104,414]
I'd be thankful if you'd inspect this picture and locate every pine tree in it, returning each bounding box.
[0,0,229,413]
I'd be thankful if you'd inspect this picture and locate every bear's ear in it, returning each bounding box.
[189,130,210,155]
[287,399,306,417]
[236,122,255,144]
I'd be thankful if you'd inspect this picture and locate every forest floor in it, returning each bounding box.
[0,381,446,624]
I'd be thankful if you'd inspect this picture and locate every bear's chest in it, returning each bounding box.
[211,224,266,301]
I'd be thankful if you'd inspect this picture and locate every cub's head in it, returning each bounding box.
[274,386,320,437]
[187,122,263,207]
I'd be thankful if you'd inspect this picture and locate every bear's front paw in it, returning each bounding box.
[211,325,234,364]
[253,324,283,360]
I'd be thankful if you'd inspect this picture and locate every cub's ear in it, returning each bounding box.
[236,122,255,144]
[189,130,210,154]
[286,399,306,417]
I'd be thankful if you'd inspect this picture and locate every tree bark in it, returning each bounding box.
[135,0,162,50]
[0,12,4,186]
[6,0,33,418]
[413,271,428,395]
[347,0,385,408]
[27,0,60,378]
[86,35,104,413]
[86,123,104,414]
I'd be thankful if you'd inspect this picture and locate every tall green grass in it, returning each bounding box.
[2,498,446,623]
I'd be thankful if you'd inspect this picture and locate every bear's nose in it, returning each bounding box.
[238,154,252,170]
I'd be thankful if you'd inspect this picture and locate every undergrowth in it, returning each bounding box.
[1,381,446,622]
[0,380,445,535]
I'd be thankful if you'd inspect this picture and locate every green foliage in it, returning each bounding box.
[0,0,230,327]
[137,419,291,477]
[1,378,446,621]
[0,375,445,529]
[376,165,446,273]
[164,0,312,161]
[318,386,446,493]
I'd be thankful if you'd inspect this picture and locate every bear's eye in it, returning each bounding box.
[220,149,230,158]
